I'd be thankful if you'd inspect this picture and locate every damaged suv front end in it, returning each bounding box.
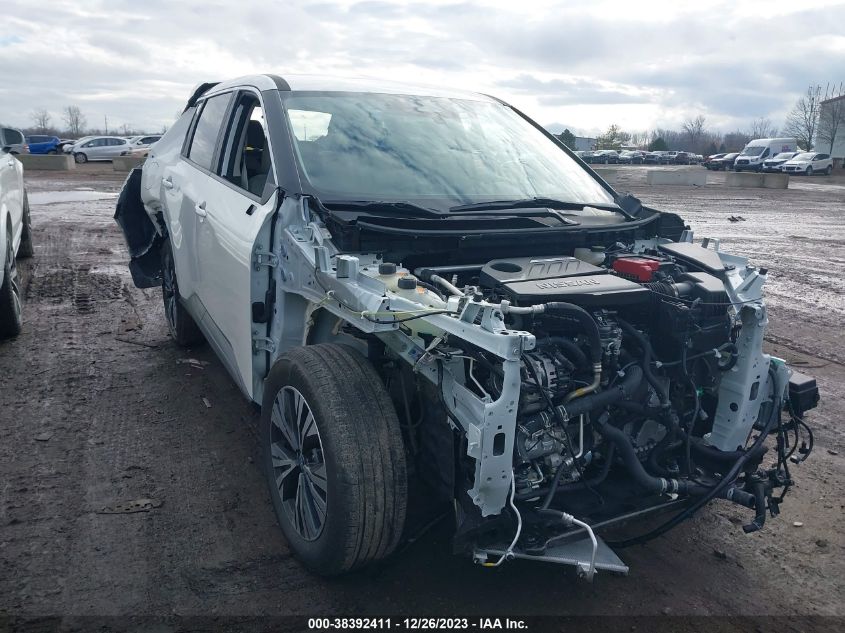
[116,76,818,578]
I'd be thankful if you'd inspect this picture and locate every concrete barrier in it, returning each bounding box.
[593,168,618,184]
[726,172,764,188]
[112,156,146,171]
[646,169,707,186]
[17,154,75,170]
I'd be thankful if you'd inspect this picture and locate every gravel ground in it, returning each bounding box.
[0,164,843,630]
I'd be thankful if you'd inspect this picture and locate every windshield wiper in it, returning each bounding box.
[319,200,444,218]
[449,196,634,220]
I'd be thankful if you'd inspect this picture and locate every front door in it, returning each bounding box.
[193,90,278,399]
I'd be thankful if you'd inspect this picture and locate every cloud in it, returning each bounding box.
[0,0,841,136]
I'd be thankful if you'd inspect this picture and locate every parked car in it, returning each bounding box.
[580,150,596,163]
[703,153,726,169]
[115,74,817,579]
[0,147,34,338]
[709,152,739,171]
[761,151,800,173]
[67,136,131,163]
[672,151,692,165]
[595,150,619,164]
[780,152,834,176]
[733,138,798,172]
[25,135,61,155]
[122,135,162,155]
[0,128,28,155]
[642,151,661,164]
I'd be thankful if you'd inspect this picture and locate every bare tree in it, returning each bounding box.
[120,123,133,136]
[31,109,51,134]
[682,115,706,152]
[749,117,778,139]
[817,84,845,154]
[783,85,823,149]
[63,105,86,137]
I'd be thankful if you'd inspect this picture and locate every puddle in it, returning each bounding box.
[29,190,119,205]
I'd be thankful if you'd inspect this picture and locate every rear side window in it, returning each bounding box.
[188,93,231,170]
[3,128,24,144]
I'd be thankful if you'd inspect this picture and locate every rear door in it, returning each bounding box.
[162,91,233,320]
[191,89,279,398]
[0,150,23,248]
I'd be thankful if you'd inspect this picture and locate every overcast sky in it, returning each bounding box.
[1,0,843,136]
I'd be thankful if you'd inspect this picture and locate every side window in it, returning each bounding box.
[817,154,829,161]
[187,93,231,171]
[761,148,769,159]
[217,92,275,197]
[3,128,23,144]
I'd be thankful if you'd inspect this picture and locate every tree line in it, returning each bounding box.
[7,105,166,138]
[556,82,844,155]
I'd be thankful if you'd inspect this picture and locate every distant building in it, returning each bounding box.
[818,94,845,164]
[574,136,597,151]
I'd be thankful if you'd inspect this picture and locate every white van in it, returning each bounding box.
[734,138,797,172]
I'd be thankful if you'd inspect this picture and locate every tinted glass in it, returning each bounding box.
[188,94,231,170]
[3,128,24,144]
[283,93,615,209]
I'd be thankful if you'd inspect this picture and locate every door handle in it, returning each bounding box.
[194,201,208,218]
[162,177,174,189]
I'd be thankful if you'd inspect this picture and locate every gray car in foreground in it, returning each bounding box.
[115,74,818,579]
[0,127,28,155]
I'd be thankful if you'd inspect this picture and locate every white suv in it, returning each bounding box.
[780,152,834,175]
[114,74,816,579]
[0,148,34,338]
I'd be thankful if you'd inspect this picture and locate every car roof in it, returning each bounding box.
[201,73,497,103]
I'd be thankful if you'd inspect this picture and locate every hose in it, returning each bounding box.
[617,318,669,408]
[608,364,782,548]
[541,303,602,364]
[558,365,643,420]
[537,336,589,369]
[429,274,465,297]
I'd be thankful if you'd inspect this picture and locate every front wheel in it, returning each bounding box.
[825,165,833,176]
[0,233,23,339]
[261,344,408,576]
[161,237,204,347]
[805,166,813,176]
[74,153,87,164]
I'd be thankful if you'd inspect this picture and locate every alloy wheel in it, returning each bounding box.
[270,386,328,541]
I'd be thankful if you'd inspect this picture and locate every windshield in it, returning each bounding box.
[792,152,815,161]
[740,145,765,156]
[282,92,615,210]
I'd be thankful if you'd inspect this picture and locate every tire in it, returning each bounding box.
[805,166,813,176]
[825,165,833,176]
[48,150,57,155]
[0,231,23,339]
[17,192,34,259]
[161,237,204,347]
[260,344,408,576]
[74,153,87,164]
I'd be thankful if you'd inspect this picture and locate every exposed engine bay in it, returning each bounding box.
[298,230,819,578]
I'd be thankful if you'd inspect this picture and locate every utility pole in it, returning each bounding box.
[104,115,108,135]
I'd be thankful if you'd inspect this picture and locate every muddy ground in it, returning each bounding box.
[0,164,843,630]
